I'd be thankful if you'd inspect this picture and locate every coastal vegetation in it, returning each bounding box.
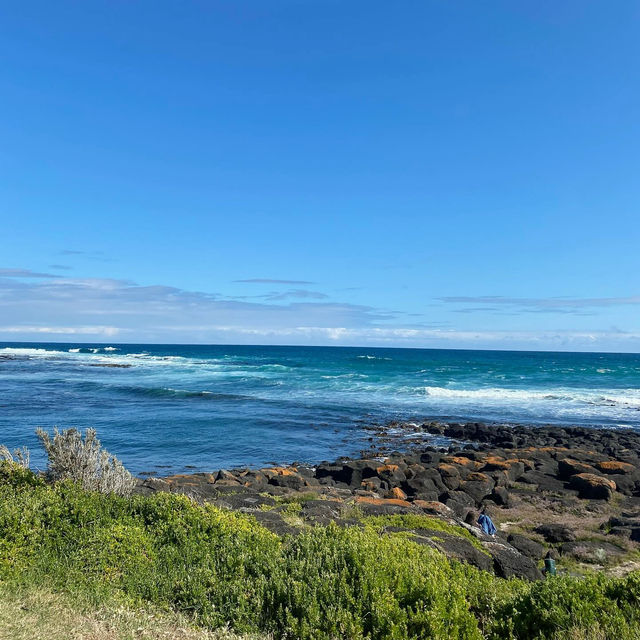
[1,453,640,639]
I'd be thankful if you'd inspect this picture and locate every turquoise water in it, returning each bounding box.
[1,342,639,474]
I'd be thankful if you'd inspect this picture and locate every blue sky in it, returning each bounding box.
[1,1,639,350]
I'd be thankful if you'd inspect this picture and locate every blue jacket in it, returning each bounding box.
[478,513,497,536]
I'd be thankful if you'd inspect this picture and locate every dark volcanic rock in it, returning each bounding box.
[507,533,545,560]
[558,458,598,479]
[486,542,543,580]
[251,511,300,536]
[459,472,495,504]
[386,527,494,573]
[519,470,566,492]
[535,523,576,543]
[488,486,511,507]
[569,473,616,500]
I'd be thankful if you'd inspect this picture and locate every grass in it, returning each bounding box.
[1,461,640,639]
[0,582,268,640]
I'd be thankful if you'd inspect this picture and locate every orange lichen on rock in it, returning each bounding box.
[376,464,400,474]
[263,466,298,476]
[442,456,481,469]
[597,460,636,475]
[413,500,453,515]
[386,487,408,500]
[355,496,412,508]
[437,463,461,477]
[466,472,491,483]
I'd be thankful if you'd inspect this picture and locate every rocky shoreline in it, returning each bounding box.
[136,421,640,581]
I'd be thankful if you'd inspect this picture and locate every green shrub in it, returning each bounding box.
[490,573,640,639]
[0,463,639,639]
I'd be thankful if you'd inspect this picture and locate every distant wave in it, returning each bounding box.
[0,347,69,359]
[69,346,119,354]
[134,387,253,401]
[421,385,640,408]
[356,355,392,361]
[73,381,256,402]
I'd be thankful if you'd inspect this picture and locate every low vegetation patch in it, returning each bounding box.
[1,460,639,639]
[363,513,490,553]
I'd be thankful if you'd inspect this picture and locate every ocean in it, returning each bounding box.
[1,342,639,474]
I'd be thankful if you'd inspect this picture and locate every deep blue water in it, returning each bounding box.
[1,342,639,474]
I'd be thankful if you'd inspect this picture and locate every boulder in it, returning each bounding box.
[558,458,598,478]
[507,533,545,560]
[436,463,462,490]
[519,470,566,492]
[385,487,408,501]
[413,500,453,516]
[459,472,495,504]
[535,523,576,543]
[264,467,307,491]
[302,499,343,520]
[216,469,241,484]
[354,496,414,515]
[402,472,439,497]
[486,542,543,580]
[569,473,616,500]
[375,463,407,485]
[488,486,511,507]
[251,510,300,537]
[597,460,636,475]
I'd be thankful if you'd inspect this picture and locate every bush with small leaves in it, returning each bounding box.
[36,428,135,496]
[0,445,30,469]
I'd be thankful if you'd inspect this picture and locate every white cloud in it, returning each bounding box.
[0,326,122,336]
[1,270,639,351]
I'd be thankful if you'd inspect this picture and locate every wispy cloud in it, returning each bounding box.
[439,295,640,314]
[59,250,114,262]
[234,278,316,285]
[0,268,59,278]
[262,289,329,301]
[49,264,74,271]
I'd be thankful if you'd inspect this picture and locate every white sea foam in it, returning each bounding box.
[0,347,69,358]
[420,385,640,409]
